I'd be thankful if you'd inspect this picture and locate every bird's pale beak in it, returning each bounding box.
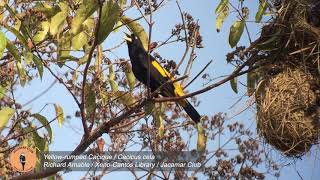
[124,32,132,42]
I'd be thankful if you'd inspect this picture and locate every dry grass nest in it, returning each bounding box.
[256,68,319,157]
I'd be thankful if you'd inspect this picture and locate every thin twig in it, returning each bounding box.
[184,60,212,89]
[109,112,145,131]
[146,0,153,98]
[133,0,150,24]
[22,80,58,107]
[3,115,58,143]
[80,2,103,137]
[181,23,199,85]
[172,1,189,76]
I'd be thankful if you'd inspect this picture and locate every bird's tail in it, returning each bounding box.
[180,99,201,124]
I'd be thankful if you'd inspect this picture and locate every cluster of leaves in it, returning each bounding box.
[214,0,273,96]
[215,0,269,48]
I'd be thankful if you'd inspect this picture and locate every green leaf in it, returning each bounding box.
[0,79,11,100]
[197,123,206,153]
[97,0,121,44]
[229,20,245,48]
[119,0,127,8]
[72,66,79,82]
[33,21,50,42]
[114,91,135,106]
[0,107,15,131]
[57,33,72,64]
[110,80,118,93]
[123,62,136,90]
[47,176,55,180]
[215,5,229,32]
[21,127,36,147]
[153,103,165,138]
[113,20,123,33]
[3,25,29,49]
[16,61,27,86]
[215,0,229,14]
[32,113,53,142]
[32,55,44,79]
[0,31,7,58]
[121,16,149,51]
[0,85,7,99]
[33,129,46,151]
[72,32,88,50]
[83,18,95,32]
[71,0,98,35]
[100,89,109,106]
[86,85,96,118]
[54,104,64,127]
[144,101,155,115]
[24,51,33,65]
[255,0,268,23]
[49,2,69,36]
[24,125,48,153]
[3,5,30,48]
[108,63,118,92]
[6,41,20,61]
[247,71,256,96]
[34,3,61,19]
[6,41,27,85]
[230,77,238,94]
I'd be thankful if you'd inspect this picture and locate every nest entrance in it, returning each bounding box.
[256,68,319,156]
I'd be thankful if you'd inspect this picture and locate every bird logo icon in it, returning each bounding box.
[9,146,37,172]
[19,153,26,170]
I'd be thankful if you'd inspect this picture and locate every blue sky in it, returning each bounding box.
[11,0,320,179]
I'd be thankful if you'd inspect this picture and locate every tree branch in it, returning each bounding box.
[80,2,103,137]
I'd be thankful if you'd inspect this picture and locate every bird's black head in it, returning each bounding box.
[124,33,144,52]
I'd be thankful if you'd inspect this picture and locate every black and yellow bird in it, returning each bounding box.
[125,33,201,123]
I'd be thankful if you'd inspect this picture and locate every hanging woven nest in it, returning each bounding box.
[256,68,319,157]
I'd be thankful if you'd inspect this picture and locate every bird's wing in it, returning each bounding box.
[148,56,185,98]
[137,53,201,123]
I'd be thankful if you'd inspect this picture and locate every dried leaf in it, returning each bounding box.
[54,104,64,127]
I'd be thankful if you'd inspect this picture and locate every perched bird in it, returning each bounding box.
[19,153,26,170]
[125,33,201,123]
